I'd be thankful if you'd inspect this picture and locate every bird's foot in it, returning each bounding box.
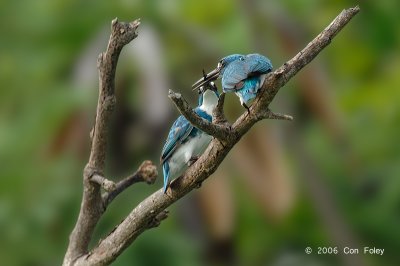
[188,156,199,166]
[242,103,251,115]
[196,181,203,189]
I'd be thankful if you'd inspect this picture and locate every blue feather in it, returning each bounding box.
[219,53,273,105]
[160,89,219,193]
[194,108,212,122]
[161,116,193,163]
[236,76,261,104]
[162,162,170,193]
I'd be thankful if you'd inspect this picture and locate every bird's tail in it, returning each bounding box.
[162,162,170,193]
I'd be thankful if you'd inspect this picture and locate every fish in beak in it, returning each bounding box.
[197,80,218,95]
[192,64,222,91]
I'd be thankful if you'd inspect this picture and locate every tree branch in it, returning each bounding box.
[212,92,229,125]
[168,89,232,141]
[63,18,142,266]
[102,160,157,208]
[69,6,359,265]
[91,174,116,192]
[264,109,294,121]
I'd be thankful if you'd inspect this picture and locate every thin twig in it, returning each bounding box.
[102,161,157,208]
[265,109,293,121]
[168,89,231,141]
[91,174,116,192]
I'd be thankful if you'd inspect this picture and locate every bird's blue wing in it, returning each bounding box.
[222,59,248,92]
[194,107,212,122]
[161,115,194,163]
[245,54,273,75]
[222,53,273,92]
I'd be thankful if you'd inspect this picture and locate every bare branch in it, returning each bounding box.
[261,109,294,121]
[212,92,229,125]
[269,112,293,121]
[102,161,157,208]
[91,174,116,192]
[90,18,141,171]
[69,7,359,265]
[148,210,170,228]
[63,18,141,266]
[168,89,232,141]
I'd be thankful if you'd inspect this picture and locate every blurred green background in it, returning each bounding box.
[1,0,399,265]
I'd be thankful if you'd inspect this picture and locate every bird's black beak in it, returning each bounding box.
[192,65,221,91]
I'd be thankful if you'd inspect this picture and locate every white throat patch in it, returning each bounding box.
[200,90,219,115]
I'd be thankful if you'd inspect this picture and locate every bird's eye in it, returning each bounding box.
[239,56,245,61]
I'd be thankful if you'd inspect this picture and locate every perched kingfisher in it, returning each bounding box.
[192,53,273,111]
[160,82,219,193]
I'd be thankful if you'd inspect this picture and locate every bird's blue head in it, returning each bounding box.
[218,54,244,75]
[192,54,245,91]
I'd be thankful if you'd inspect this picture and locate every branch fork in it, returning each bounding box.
[102,160,158,208]
[168,89,231,141]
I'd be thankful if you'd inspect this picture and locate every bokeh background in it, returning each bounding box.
[1,0,399,265]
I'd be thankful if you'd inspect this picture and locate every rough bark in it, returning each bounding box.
[64,6,359,266]
[63,18,158,266]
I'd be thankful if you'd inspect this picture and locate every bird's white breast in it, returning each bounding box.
[199,90,219,115]
[167,132,212,180]
[167,89,217,180]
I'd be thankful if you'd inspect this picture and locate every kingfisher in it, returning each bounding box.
[192,53,273,111]
[160,81,219,193]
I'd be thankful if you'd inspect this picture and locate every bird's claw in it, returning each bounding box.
[188,156,199,166]
[242,103,251,114]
